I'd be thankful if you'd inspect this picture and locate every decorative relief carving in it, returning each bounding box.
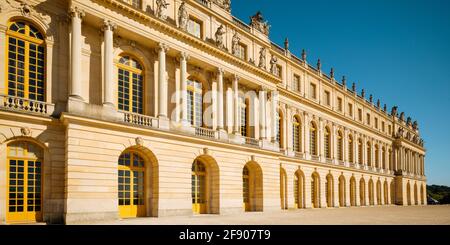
[135,137,144,146]
[231,31,240,56]
[250,11,270,35]
[215,24,226,50]
[1,0,51,26]
[258,47,266,70]
[20,127,31,137]
[269,54,278,74]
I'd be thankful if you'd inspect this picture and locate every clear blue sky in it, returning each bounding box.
[231,0,450,185]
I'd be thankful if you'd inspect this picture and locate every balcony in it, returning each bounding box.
[0,94,54,116]
[193,126,217,140]
[243,136,261,147]
[122,112,158,128]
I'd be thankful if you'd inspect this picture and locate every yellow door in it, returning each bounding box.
[192,161,206,214]
[243,167,250,211]
[7,142,43,223]
[118,152,145,218]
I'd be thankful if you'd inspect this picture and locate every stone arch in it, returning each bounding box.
[294,169,305,209]
[117,144,159,218]
[406,181,411,206]
[390,181,396,205]
[421,184,425,205]
[326,173,334,208]
[384,180,389,205]
[376,179,382,205]
[243,161,263,212]
[350,176,357,206]
[360,177,366,206]
[191,154,220,214]
[280,167,288,210]
[368,178,374,205]
[311,172,320,208]
[339,175,346,207]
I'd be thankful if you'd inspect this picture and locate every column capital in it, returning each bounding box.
[157,42,170,53]
[217,67,224,75]
[102,19,117,32]
[233,74,240,82]
[69,6,85,19]
[180,51,190,61]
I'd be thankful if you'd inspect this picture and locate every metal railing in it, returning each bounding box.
[0,94,53,115]
[194,126,216,139]
[123,112,157,128]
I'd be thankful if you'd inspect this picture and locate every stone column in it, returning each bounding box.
[226,83,233,134]
[232,75,240,135]
[102,20,117,108]
[157,43,169,119]
[180,52,189,126]
[69,7,85,100]
[217,68,224,130]
[259,88,267,140]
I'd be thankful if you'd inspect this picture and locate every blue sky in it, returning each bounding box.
[231,0,450,185]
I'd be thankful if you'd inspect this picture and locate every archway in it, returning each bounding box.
[6,141,44,223]
[118,147,159,218]
[376,180,382,205]
[414,183,418,205]
[339,175,346,207]
[390,181,396,205]
[294,170,305,209]
[360,178,366,206]
[311,172,320,208]
[280,167,288,210]
[243,161,263,212]
[421,184,425,205]
[406,182,411,206]
[369,179,374,205]
[384,181,389,205]
[350,177,357,206]
[326,174,334,208]
[192,155,220,214]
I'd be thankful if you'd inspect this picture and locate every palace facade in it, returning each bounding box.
[0,0,427,224]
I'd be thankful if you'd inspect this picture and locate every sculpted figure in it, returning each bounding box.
[156,0,170,20]
[178,1,188,30]
[270,55,278,74]
[215,24,226,49]
[258,47,267,69]
[231,31,240,56]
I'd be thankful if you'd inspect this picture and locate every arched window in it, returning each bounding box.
[324,127,331,159]
[192,160,206,213]
[7,141,43,223]
[382,147,386,169]
[293,116,301,152]
[358,138,363,164]
[6,21,45,101]
[275,111,282,145]
[375,145,380,168]
[118,151,146,218]
[117,55,144,114]
[348,135,354,163]
[366,142,372,166]
[310,122,317,156]
[187,79,203,127]
[337,131,343,161]
[239,97,248,137]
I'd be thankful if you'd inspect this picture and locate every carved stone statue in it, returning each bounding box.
[301,49,307,61]
[369,94,373,103]
[397,127,404,138]
[270,55,278,74]
[317,59,321,70]
[329,68,334,79]
[258,47,266,69]
[377,100,380,108]
[384,104,387,112]
[215,24,226,50]
[352,83,356,92]
[391,106,398,117]
[407,117,412,126]
[250,11,270,35]
[400,112,405,121]
[178,1,188,30]
[212,0,231,12]
[155,0,170,21]
[361,89,365,98]
[231,31,240,56]
[413,121,418,130]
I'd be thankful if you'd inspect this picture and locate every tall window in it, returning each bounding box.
[117,55,143,114]
[236,43,247,60]
[358,108,363,121]
[358,139,363,164]
[324,127,331,158]
[337,97,343,112]
[293,117,301,152]
[123,0,141,8]
[118,151,145,218]
[367,142,372,166]
[375,117,379,129]
[7,21,45,101]
[375,145,380,168]
[382,147,386,169]
[310,83,317,99]
[324,91,330,106]
[187,17,202,38]
[292,74,300,92]
[366,113,371,126]
[348,103,353,117]
[310,122,317,156]
[348,135,354,163]
[187,79,203,126]
[275,111,282,145]
[240,97,248,137]
[337,131,343,161]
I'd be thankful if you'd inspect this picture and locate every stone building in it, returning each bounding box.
[0,0,426,224]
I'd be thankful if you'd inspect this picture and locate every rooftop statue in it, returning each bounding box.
[250,11,270,35]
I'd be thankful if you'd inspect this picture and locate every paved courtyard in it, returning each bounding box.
[89,205,450,225]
